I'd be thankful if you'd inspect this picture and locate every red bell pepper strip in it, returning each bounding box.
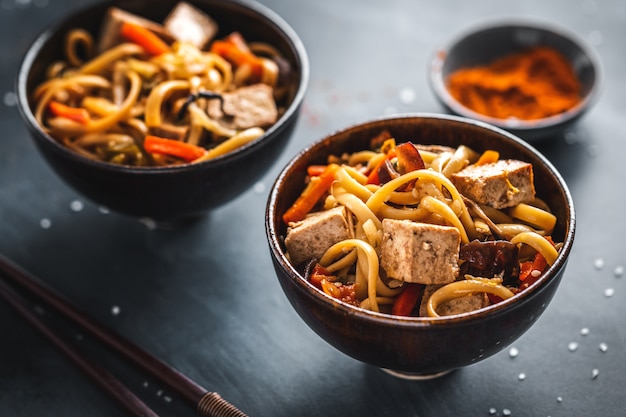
[120,21,170,56]
[47,101,91,125]
[394,141,425,173]
[283,164,339,224]
[392,283,423,316]
[143,135,207,162]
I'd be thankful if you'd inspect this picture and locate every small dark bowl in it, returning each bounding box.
[266,113,575,377]
[17,0,308,221]
[429,19,601,141]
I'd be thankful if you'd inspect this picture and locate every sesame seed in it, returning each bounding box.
[591,369,599,379]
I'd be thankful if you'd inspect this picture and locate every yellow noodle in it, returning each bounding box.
[426,279,515,318]
[377,205,430,222]
[348,150,379,166]
[144,80,190,127]
[366,169,476,238]
[420,196,469,243]
[335,166,372,202]
[186,102,238,138]
[64,29,94,67]
[319,239,380,312]
[78,43,144,75]
[360,297,395,310]
[342,165,368,185]
[508,203,557,234]
[323,249,357,274]
[198,127,265,161]
[510,231,559,266]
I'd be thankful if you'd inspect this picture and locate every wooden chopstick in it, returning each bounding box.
[0,254,249,417]
[0,278,160,417]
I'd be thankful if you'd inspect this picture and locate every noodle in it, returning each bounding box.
[283,135,563,318]
[32,3,293,167]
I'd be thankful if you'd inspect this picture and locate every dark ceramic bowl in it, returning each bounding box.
[266,113,575,377]
[17,0,308,221]
[429,19,601,141]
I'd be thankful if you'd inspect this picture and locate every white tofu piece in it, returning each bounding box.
[284,206,352,266]
[380,219,460,285]
[451,159,535,209]
[97,7,175,53]
[163,2,219,49]
[419,284,489,317]
[208,84,278,130]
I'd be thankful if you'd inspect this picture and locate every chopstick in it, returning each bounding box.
[0,278,160,417]
[0,254,249,417]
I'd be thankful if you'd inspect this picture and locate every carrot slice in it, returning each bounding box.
[120,21,170,56]
[282,164,339,224]
[475,150,499,165]
[143,135,206,162]
[48,101,90,125]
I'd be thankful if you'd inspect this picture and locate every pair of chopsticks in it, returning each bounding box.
[0,254,249,417]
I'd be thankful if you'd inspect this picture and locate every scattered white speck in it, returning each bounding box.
[253,181,266,194]
[70,200,84,212]
[98,206,110,214]
[508,347,519,358]
[591,368,600,379]
[399,87,416,104]
[3,92,17,106]
[556,396,563,403]
[530,269,541,278]
[40,218,52,229]
[489,408,497,415]
[111,305,121,316]
[599,343,608,352]
[580,327,590,336]
[142,381,149,388]
[564,131,578,144]
[156,389,163,397]
[604,288,615,297]
[568,342,579,352]
[614,266,624,277]
[163,395,172,403]
[139,217,158,230]
[593,258,604,270]
[502,409,512,416]
[518,373,526,381]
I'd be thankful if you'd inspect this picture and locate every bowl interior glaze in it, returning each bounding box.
[266,114,575,375]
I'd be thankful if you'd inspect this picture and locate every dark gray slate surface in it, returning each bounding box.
[1,0,624,416]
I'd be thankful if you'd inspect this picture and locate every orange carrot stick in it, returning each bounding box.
[143,135,207,162]
[282,164,339,224]
[120,22,170,56]
[47,101,91,125]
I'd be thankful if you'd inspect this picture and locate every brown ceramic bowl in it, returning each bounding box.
[266,113,575,377]
[17,0,308,221]
[429,19,601,141]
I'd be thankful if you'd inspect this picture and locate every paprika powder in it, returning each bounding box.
[446,47,582,120]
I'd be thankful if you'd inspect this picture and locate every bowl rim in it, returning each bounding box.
[16,0,309,174]
[429,17,603,133]
[267,112,576,328]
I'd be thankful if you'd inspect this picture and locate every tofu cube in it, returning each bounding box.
[380,219,460,285]
[451,159,535,209]
[284,206,352,266]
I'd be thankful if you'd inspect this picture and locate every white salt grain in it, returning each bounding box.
[40,218,52,229]
[508,347,519,358]
[580,327,590,336]
[614,266,624,277]
[518,373,526,381]
[591,368,599,379]
[604,288,615,297]
[70,200,84,212]
[489,408,497,415]
[502,409,512,416]
[568,342,579,352]
[111,305,121,316]
[593,258,604,270]
[399,87,416,104]
[599,343,608,352]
